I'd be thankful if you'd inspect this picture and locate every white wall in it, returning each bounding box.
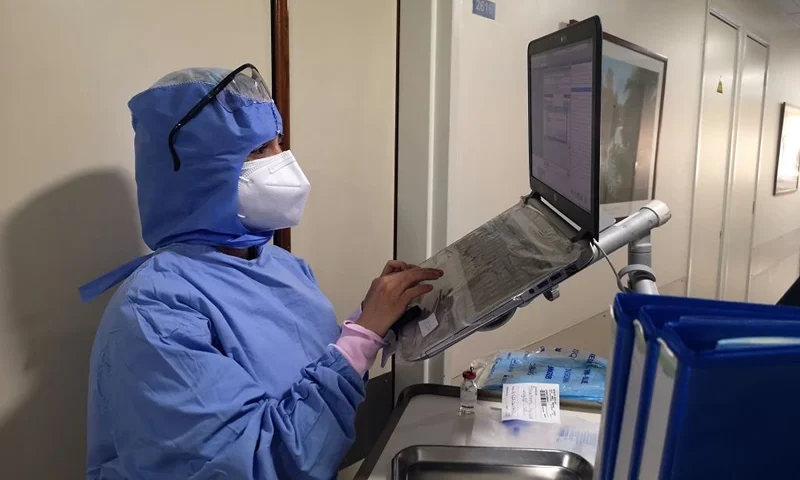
[288,0,397,378]
[748,30,800,302]
[441,0,708,379]
[0,1,272,477]
[751,31,800,246]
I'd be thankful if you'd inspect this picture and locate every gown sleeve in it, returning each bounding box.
[101,296,366,480]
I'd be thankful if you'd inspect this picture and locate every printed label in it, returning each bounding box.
[502,382,561,423]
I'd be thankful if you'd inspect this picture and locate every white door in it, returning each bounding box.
[688,13,739,299]
[720,37,768,301]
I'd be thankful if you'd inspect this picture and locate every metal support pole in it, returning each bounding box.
[628,234,659,295]
[594,201,669,295]
[594,201,671,259]
[628,233,652,267]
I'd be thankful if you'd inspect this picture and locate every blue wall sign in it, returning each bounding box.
[472,0,496,20]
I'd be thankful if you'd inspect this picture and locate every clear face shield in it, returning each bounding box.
[167,64,275,171]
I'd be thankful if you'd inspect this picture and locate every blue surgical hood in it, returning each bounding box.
[80,68,284,302]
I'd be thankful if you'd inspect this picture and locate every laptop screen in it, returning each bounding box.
[528,17,601,239]
[530,40,593,212]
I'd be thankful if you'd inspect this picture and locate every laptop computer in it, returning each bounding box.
[396,16,603,362]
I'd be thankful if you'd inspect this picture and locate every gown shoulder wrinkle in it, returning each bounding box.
[116,258,211,338]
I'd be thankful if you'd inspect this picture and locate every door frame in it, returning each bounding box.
[271,0,292,251]
[686,10,739,299]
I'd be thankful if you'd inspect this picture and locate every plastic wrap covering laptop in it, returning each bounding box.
[396,197,594,361]
[394,16,602,362]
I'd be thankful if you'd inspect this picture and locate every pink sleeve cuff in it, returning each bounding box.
[333,308,386,376]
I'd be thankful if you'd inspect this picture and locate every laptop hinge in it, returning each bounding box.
[526,192,588,243]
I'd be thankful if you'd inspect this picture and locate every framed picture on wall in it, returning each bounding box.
[774,102,800,195]
[569,21,668,219]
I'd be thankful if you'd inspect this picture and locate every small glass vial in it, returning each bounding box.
[459,367,478,415]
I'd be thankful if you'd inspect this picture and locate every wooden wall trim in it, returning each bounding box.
[271,0,292,251]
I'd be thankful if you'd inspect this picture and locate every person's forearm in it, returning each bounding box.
[333,308,385,376]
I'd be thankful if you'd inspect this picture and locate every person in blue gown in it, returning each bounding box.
[81,65,440,480]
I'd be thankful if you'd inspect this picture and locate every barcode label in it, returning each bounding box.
[539,387,559,421]
[502,383,560,423]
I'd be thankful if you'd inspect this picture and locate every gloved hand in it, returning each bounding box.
[357,261,442,337]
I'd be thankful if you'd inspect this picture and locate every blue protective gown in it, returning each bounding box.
[83,70,364,479]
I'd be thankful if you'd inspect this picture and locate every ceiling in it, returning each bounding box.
[770,0,800,29]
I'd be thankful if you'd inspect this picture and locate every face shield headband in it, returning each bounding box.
[167,63,276,171]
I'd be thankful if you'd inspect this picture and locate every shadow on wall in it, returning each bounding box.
[0,170,141,479]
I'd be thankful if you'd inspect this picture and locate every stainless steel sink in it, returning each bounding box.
[392,446,593,479]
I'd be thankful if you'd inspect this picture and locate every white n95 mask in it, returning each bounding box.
[237,150,310,231]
